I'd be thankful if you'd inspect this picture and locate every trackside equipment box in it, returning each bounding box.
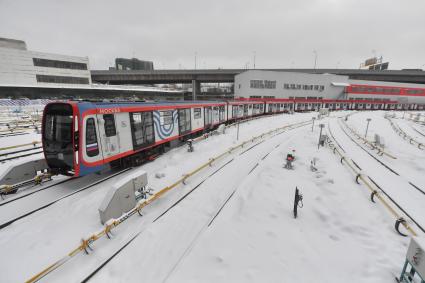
[399,237,425,283]
[98,171,148,225]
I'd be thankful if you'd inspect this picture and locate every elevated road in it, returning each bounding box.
[91,68,425,85]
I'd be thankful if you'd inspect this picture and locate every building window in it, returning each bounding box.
[103,114,116,137]
[284,83,289,89]
[250,80,276,89]
[36,75,89,84]
[33,58,88,70]
[194,108,202,119]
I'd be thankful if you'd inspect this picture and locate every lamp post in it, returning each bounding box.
[312,117,316,132]
[365,118,372,138]
[318,123,325,149]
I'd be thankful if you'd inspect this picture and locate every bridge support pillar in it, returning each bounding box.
[192,80,200,100]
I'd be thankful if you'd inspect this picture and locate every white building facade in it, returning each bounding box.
[234,70,425,104]
[0,37,91,87]
[234,70,349,100]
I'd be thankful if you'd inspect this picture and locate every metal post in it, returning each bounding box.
[312,117,316,132]
[318,124,324,149]
[365,118,371,138]
[236,121,240,141]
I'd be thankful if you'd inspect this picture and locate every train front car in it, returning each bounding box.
[42,102,78,176]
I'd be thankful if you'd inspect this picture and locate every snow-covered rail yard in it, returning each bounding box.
[0,109,424,283]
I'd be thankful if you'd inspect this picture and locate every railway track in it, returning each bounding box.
[337,119,425,195]
[26,120,311,282]
[0,146,43,161]
[79,121,307,282]
[0,168,131,230]
[0,131,29,138]
[328,119,425,234]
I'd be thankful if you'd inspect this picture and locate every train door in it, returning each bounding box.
[98,114,120,158]
[212,107,219,124]
[129,111,155,150]
[204,107,212,127]
[178,108,191,136]
[219,106,225,122]
[243,104,248,116]
[114,112,132,154]
[192,107,203,130]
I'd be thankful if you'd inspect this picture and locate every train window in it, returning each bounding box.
[194,108,202,119]
[86,118,99,157]
[103,114,116,137]
[130,112,154,149]
[159,110,173,126]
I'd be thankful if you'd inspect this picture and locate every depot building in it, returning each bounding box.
[234,70,425,104]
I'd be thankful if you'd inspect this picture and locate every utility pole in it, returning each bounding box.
[312,117,316,132]
[318,123,325,149]
[236,121,240,141]
[313,50,318,70]
[365,118,372,138]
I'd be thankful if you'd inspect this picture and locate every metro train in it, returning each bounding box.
[42,98,424,177]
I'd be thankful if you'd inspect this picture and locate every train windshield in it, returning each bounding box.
[43,103,74,173]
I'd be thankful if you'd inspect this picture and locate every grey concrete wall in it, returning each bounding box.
[0,38,27,50]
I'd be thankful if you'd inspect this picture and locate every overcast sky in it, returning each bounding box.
[1,0,425,70]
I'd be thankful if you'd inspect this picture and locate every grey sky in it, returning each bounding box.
[1,0,424,70]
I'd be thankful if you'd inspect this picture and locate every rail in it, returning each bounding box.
[0,141,41,152]
[324,127,418,237]
[341,118,396,159]
[386,117,424,150]
[26,119,311,283]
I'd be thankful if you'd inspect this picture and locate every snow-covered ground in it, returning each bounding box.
[0,110,424,283]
